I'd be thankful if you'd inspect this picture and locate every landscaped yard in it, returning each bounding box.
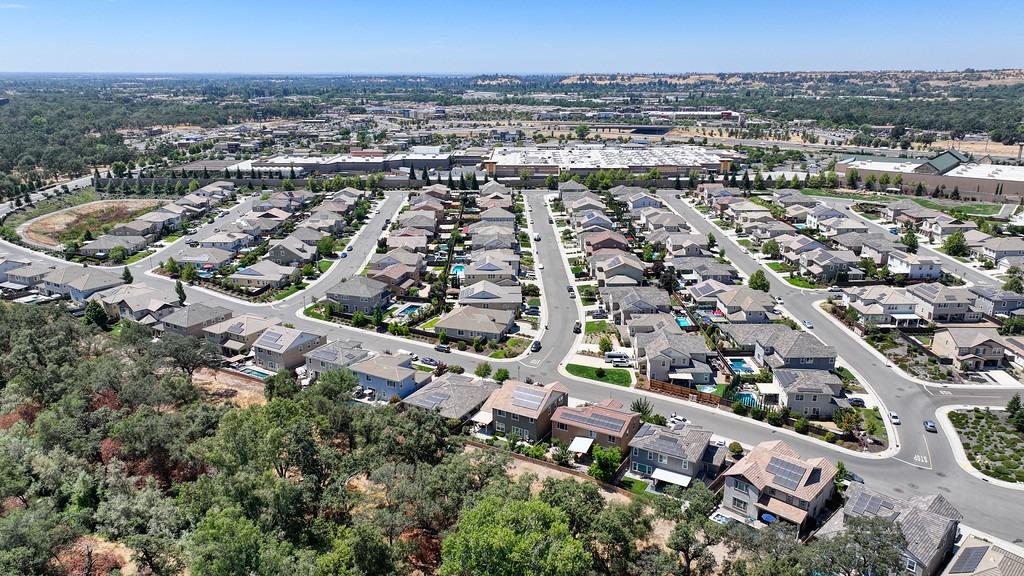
[420,316,442,330]
[566,363,632,386]
[585,320,608,334]
[318,260,334,273]
[528,297,541,307]
[272,283,307,300]
[949,408,1024,483]
[737,239,754,249]
[785,276,822,289]
[577,285,598,306]
[124,249,155,265]
[858,407,888,443]
[767,262,796,273]
[489,338,528,359]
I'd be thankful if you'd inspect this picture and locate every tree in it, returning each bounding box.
[264,372,300,401]
[188,507,302,576]
[163,257,180,276]
[175,279,187,305]
[942,229,969,257]
[108,245,128,264]
[598,335,613,354]
[439,496,591,576]
[1003,275,1024,294]
[807,516,906,576]
[84,300,110,330]
[630,397,653,418]
[748,269,770,292]
[1007,393,1021,416]
[761,239,781,259]
[666,482,722,576]
[588,445,621,482]
[706,232,717,249]
[316,236,335,257]
[575,124,590,139]
[438,329,448,344]
[901,230,919,253]
[122,266,133,284]
[474,362,492,378]
[156,333,219,376]
[493,368,510,383]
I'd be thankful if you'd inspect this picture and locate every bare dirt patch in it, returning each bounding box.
[193,367,266,407]
[503,453,633,505]
[22,199,165,248]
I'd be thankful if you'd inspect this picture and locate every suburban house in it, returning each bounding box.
[199,232,253,253]
[457,280,522,310]
[721,440,837,533]
[267,236,316,267]
[367,264,419,295]
[642,211,688,233]
[804,205,845,230]
[931,328,1006,371]
[973,236,1024,262]
[590,249,646,287]
[463,256,518,286]
[817,217,869,238]
[816,484,961,576]
[937,535,1024,576]
[326,276,392,314]
[622,312,683,345]
[369,247,424,273]
[109,219,160,239]
[574,210,615,233]
[719,323,795,353]
[433,306,515,342]
[41,266,123,302]
[628,422,727,489]
[687,279,732,308]
[968,286,1024,317]
[486,380,568,443]
[626,192,662,211]
[229,260,296,290]
[479,207,516,224]
[716,286,775,323]
[767,369,844,419]
[0,256,29,283]
[350,353,432,401]
[798,248,863,283]
[841,286,924,327]
[90,284,178,325]
[551,399,642,454]
[925,215,977,241]
[907,283,981,322]
[301,210,346,234]
[175,246,234,270]
[203,314,281,357]
[253,326,327,372]
[160,303,233,338]
[303,339,371,381]
[288,225,327,247]
[79,235,149,258]
[6,262,56,287]
[779,235,825,265]
[582,230,630,254]
[887,250,943,280]
[755,330,837,371]
[398,210,438,234]
[638,331,713,386]
[402,373,501,424]
[599,286,672,324]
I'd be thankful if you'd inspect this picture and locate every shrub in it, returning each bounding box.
[795,417,810,434]
[824,432,837,443]
[448,364,465,374]
[731,401,750,416]
[766,410,785,427]
[750,407,766,421]
[728,441,744,457]
[595,367,607,378]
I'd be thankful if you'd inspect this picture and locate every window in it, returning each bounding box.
[658,454,667,465]
[632,461,640,472]
[905,559,917,573]
[811,395,818,402]
[511,413,519,421]
[588,430,596,439]
[495,422,505,433]
[734,480,748,493]
[647,450,654,461]
[557,422,567,431]
[632,447,639,457]
[608,435,616,443]
[495,409,505,417]
[731,497,747,512]
[681,460,688,471]
[529,417,536,423]
[795,394,804,401]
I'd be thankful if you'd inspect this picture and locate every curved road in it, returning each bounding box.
[2,188,1022,542]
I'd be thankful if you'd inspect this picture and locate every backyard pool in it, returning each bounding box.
[675,316,694,328]
[451,265,465,275]
[735,392,758,407]
[727,357,756,373]
[395,304,423,317]
[697,384,717,394]
[238,366,275,380]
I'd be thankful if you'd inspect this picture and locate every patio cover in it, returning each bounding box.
[651,468,693,488]
[568,437,594,454]
[471,410,493,425]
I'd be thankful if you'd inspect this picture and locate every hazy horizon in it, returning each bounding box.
[2,0,1022,74]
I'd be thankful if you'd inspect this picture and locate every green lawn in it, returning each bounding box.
[737,239,754,249]
[489,338,528,359]
[318,260,334,273]
[272,283,306,300]
[124,249,155,265]
[566,364,632,386]
[620,477,654,501]
[161,233,183,243]
[786,276,822,289]
[585,320,607,334]
[303,304,326,320]
[420,316,441,330]
[767,262,796,273]
[859,408,888,443]
[911,198,1001,216]
[712,219,729,228]
[527,297,541,307]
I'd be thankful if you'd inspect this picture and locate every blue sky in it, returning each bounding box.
[2,0,1022,74]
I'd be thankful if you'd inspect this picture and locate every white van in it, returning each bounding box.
[604,351,630,362]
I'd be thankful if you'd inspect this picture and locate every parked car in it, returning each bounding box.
[802,320,813,329]
[847,398,866,408]
[434,343,451,353]
[538,263,544,269]
[548,218,554,224]
[572,321,582,334]
[340,252,347,258]
[531,340,542,352]
[569,292,576,299]
[611,360,631,368]
[774,296,784,304]
[567,285,575,293]
[923,420,937,433]
[396,349,418,361]
[591,309,608,319]
[889,412,901,425]
[533,233,541,241]
[346,245,353,252]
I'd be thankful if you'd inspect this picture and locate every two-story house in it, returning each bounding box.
[253,326,326,373]
[931,327,1005,371]
[486,380,568,443]
[888,250,943,280]
[203,314,280,357]
[349,352,431,400]
[907,283,981,323]
[160,303,233,338]
[326,276,392,315]
[302,339,371,381]
[755,330,837,371]
[551,399,642,455]
[629,422,727,489]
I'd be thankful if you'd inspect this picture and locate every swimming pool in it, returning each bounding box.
[697,384,717,394]
[735,392,758,407]
[451,265,465,275]
[395,304,422,316]
[239,366,275,380]
[676,316,693,328]
[728,357,755,373]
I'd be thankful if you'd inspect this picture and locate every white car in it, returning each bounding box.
[538,263,544,269]
[774,296,784,304]
[889,412,901,425]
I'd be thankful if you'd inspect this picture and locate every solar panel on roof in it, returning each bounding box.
[766,457,806,491]
[560,410,626,432]
[949,546,989,574]
[511,386,544,410]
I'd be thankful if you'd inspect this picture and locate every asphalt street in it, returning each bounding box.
[1,188,1022,541]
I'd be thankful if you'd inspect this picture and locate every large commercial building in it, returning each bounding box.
[483,145,730,178]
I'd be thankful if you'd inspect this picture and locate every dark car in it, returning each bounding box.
[421,357,438,366]
[572,321,582,334]
[567,285,575,293]
[434,343,451,353]
[531,340,542,352]
[923,420,938,433]
[847,398,866,408]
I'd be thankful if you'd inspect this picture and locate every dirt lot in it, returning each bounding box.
[21,199,166,248]
[193,367,266,407]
